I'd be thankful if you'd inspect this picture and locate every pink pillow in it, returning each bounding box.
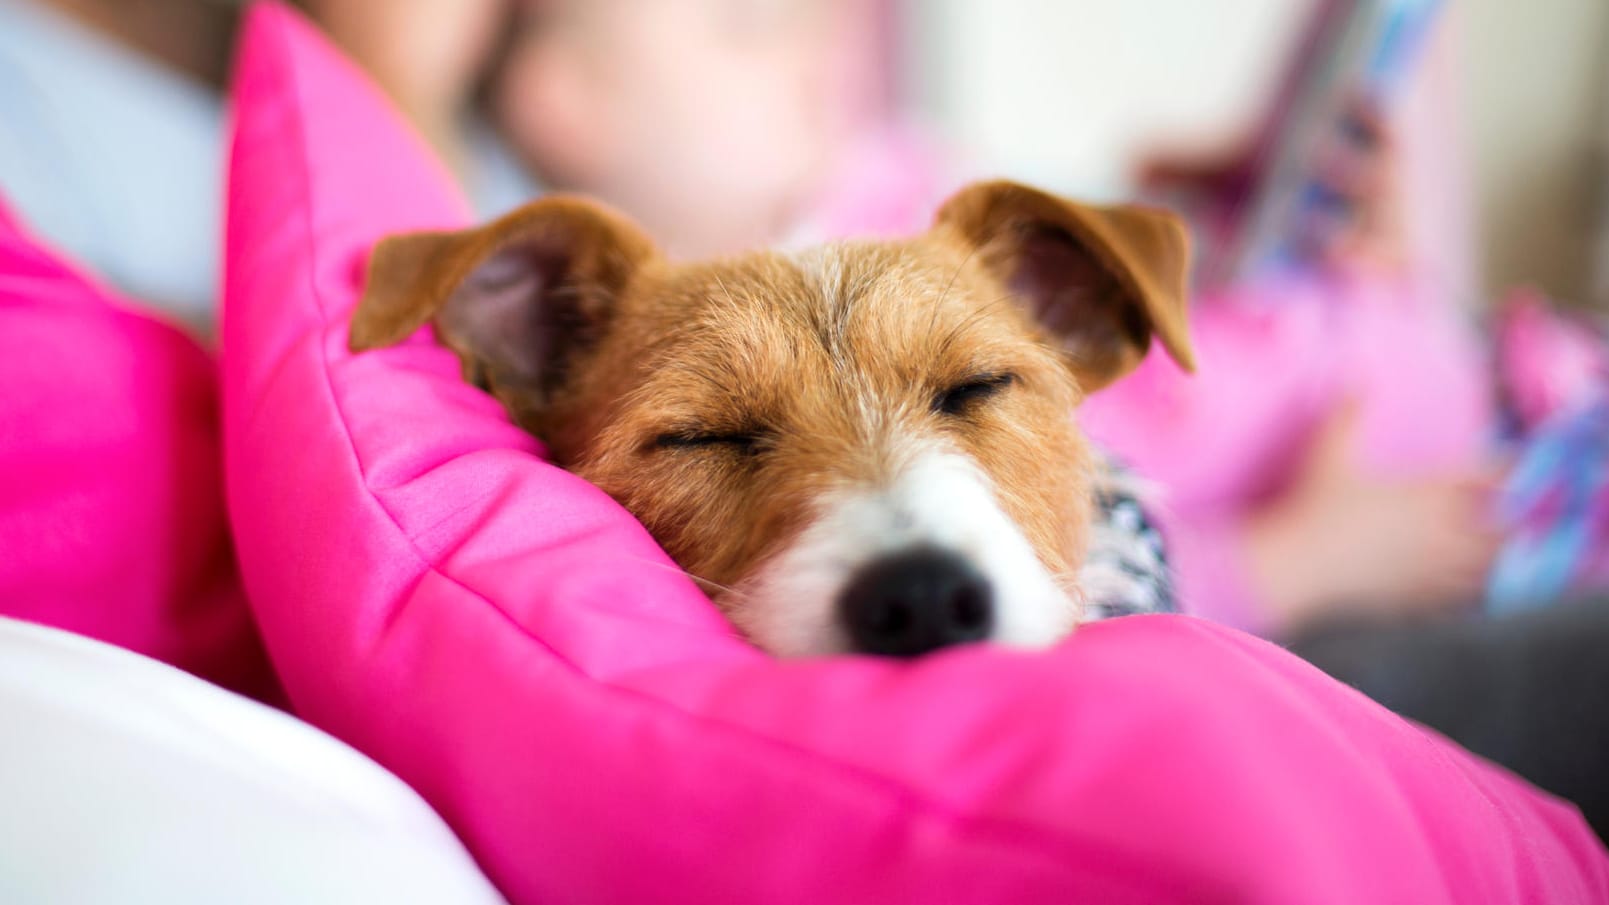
[0,197,273,699]
[222,6,1609,902]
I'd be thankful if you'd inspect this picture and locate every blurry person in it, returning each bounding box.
[488,0,862,256]
[1081,12,1512,640]
[308,0,940,258]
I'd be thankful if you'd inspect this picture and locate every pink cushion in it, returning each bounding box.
[0,197,273,699]
[222,5,1609,902]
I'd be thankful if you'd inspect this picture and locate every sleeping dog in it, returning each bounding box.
[350,181,1194,657]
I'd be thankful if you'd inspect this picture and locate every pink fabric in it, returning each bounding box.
[0,197,273,698]
[1081,273,1494,632]
[223,5,1608,902]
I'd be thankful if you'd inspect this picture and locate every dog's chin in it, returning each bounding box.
[716,448,1082,659]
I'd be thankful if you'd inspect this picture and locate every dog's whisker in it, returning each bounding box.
[1051,570,1083,592]
[1050,571,1091,609]
[684,573,737,596]
[935,292,1019,361]
[928,244,982,338]
[614,556,740,598]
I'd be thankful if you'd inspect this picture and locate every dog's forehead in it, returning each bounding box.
[629,239,1030,379]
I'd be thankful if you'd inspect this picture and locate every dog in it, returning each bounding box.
[350,180,1194,657]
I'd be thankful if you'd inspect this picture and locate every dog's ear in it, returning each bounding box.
[934,180,1194,391]
[349,196,657,417]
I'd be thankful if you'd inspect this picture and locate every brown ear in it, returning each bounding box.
[349,196,657,421]
[934,180,1194,391]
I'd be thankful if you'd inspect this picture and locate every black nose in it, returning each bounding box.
[838,547,994,657]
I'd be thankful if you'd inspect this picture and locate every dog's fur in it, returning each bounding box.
[350,181,1193,656]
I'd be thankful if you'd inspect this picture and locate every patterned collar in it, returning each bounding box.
[1079,457,1176,621]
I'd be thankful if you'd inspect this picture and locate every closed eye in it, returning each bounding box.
[933,373,1016,416]
[654,431,763,455]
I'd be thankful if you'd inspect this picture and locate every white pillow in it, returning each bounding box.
[0,617,504,904]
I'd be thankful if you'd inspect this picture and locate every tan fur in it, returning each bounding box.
[350,182,1192,641]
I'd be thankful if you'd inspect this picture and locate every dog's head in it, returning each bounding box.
[351,181,1192,656]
